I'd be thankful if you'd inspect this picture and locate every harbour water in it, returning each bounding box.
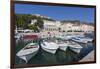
[15,36,95,65]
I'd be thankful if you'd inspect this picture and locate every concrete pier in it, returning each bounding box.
[79,50,94,62]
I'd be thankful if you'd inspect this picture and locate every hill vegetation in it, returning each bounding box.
[15,14,55,32]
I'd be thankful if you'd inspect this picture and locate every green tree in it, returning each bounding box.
[15,14,44,31]
[28,24,39,32]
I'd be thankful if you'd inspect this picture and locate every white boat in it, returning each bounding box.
[72,37,87,43]
[55,40,68,51]
[72,36,93,43]
[65,34,85,40]
[75,34,85,37]
[68,41,83,53]
[41,40,59,54]
[79,37,93,42]
[56,35,75,40]
[63,35,74,40]
[15,33,22,43]
[16,42,39,63]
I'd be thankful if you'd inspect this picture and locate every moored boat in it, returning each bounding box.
[56,35,76,40]
[41,40,59,54]
[68,41,83,53]
[15,33,22,43]
[72,36,93,43]
[55,39,69,51]
[16,42,39,63]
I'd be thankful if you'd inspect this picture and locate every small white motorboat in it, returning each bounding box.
[15,33,22,43]
[61,35,78,40]
[78,36,93,42]
[72,36,93,43]
[56,35,74,40]
[68,41,83,53]
[72,37,88,43]
[15,33,21,39]
[63,35,74,40]
[55,40,68,51]
[41,40,59,54]
[16,42,39,63]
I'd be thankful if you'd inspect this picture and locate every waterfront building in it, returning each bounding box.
[60,22,94,35]
[80,24,94,33]
[16,18,94,38]
[39,20,94,38]
[41,20,60,37]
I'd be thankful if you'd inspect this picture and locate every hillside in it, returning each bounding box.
[15,14,55,32]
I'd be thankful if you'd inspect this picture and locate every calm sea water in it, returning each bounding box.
[15,35,95,65]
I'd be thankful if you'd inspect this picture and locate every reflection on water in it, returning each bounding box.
[15,39,95,65]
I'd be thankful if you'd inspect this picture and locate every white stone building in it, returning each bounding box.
[30,19,94,38]
[41,20,60,38]
[80,24,94,33]
[59,22,94,34]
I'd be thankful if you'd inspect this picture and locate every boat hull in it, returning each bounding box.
[59,46,68,51]
[69,47,82,53]
[72,39,88,44]
[41,44,57,54]
[17,50,38,63]
[72,37,93,44]
[16,43,39,63]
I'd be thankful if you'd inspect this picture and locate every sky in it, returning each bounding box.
[15,4,95,23]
